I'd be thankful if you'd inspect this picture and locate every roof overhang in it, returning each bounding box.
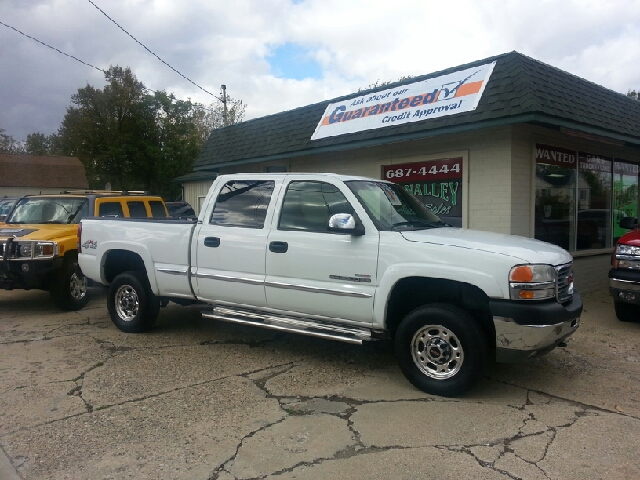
[194,113,640,171]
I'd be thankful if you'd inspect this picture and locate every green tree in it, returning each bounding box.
[627,90,638,100]
[0,128,25,154]
[192,91,247,144]
[25,132,51,155]
[55,66,239,199]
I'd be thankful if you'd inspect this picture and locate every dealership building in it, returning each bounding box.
[177,51,640,292]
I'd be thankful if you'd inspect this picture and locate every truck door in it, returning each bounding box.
[265,178,379,324]
[194,178,279,306]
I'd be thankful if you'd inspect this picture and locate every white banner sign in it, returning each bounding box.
[311,62,496,141]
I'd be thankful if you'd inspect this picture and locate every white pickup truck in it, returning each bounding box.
[78,173,582,397]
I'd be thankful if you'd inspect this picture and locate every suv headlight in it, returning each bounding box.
[509,264,556,300]
[15,241,57,259]
[613,244,640,270]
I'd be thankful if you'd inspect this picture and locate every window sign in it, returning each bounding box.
[382,157,463,227]
[577,153,612,249]
[613,160,639,241]
[535,144,577,251]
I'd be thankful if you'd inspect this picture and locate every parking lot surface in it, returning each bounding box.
[1,286,639,480]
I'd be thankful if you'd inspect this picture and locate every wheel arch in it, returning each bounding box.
[102,249,156,291]
[383,276,495,351]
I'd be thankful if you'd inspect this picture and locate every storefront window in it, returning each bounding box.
[535,145,577,251]
[613,160,639,242]
[382,157,463,227]
[577,153,612,249]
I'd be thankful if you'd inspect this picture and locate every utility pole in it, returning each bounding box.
[221,84,228,127]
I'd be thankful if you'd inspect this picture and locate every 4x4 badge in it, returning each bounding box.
[82,239,98,250]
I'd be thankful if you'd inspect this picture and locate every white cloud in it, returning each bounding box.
[0,0,639,140]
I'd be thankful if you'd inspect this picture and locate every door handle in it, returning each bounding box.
[269,241,288,253]
[204,237,220,247]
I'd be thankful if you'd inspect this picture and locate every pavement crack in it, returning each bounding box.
[208,416,290,480]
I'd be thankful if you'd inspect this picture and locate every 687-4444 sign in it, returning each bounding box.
[383,157,462,183]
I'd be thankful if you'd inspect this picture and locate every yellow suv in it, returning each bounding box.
[0,191,167,310]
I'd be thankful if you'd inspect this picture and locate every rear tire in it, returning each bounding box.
[395,304,486,397]
[614,301,638,322]
[50,260,89,311]
[107,271,160,333]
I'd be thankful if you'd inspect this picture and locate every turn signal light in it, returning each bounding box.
[510,266,533,282]
[518,290,535,300]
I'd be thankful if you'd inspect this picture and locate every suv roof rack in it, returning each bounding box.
[60,190,151,195]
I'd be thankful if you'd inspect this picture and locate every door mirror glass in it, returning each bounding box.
[328,213,364,236]
[619,216,638,230]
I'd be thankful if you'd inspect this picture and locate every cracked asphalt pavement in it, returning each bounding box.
[1,287,639,480]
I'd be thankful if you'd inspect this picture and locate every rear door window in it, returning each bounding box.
[127,201,148,218]
[98,202,124,217]
[210,180,275,228]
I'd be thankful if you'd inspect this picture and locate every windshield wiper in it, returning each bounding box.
[391,220,451,230]
[391,220,434,230]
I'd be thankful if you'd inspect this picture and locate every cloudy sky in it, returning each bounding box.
[1,0,639,141]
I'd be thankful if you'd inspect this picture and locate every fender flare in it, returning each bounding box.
[373,263,504,326]
[97,241,159,293]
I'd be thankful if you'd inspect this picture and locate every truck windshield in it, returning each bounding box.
[346,180,447,231]
[7,197,88,225]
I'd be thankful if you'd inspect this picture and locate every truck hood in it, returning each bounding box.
[401,227,573,265]
[0,224,76,241]
[617,229,640,247]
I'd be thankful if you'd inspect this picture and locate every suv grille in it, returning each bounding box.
[555,263,574,304]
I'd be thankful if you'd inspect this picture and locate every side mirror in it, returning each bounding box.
[328,213,365,236]
[619,217,638,230]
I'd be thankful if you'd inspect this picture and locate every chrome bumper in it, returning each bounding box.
[609,278,640,291]
[494,316,580,363]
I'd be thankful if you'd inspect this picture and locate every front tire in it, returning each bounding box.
[614,301,638,322]
[395,304,486,397]
[107,272,160,333]
[50,260,89,311]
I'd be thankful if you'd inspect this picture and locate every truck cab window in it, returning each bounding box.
[210,180,275,228]
[279,181,354,232]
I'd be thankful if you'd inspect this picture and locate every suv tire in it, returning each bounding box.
[50,259,89,311]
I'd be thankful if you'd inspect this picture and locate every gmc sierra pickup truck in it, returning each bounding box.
[78,173,582,397]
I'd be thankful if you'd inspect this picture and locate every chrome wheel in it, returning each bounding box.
[115,284,139,321]
[411,324,464,380]
[69,272,87,300]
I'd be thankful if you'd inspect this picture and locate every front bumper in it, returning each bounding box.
[489,293,582,363]
[1,257,62,290]
[609,268,640,305]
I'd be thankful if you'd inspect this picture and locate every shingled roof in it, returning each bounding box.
[0,154,89,189]
[194,51,640,170]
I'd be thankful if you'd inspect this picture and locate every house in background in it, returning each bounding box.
[0,154,89,196]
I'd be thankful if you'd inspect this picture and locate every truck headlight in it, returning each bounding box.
[509,264,556,300]
[613,244,640,270]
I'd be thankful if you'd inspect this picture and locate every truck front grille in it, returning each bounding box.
[555,263,574,304]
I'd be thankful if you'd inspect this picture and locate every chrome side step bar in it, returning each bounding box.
[202,306,373,344]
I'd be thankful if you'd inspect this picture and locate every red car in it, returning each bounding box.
[610,217,640,321]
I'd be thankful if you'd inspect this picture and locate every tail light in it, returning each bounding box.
[77,223,82,253]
